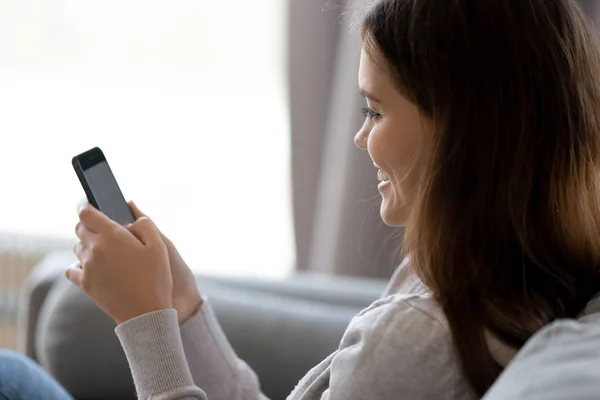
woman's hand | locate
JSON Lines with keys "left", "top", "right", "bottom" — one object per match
{"left": 128, "top": 201, "right": 203, "bottom": 324}
{"left": 67, "top": 201, "right": 173, "bottom": 325}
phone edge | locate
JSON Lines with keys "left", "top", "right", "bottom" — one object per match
{"left": 72, "top": 155, "right": 100, "bottom": 209}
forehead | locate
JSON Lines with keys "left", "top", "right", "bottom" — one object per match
{"left": 358, "top": 49, "right": 374, "bottom": 85}
{"left": 358, "top": 48, "right": 391, "bottom": 91}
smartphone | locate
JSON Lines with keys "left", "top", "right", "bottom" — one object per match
{"left": 72, "top": 147, "right": 135, "bottom": 225}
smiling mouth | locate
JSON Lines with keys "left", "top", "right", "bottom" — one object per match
{"left": 377, "top": 169, "right": 390, "bottom": 182}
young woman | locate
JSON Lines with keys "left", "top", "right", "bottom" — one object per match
{"left": 3, "top": 0, "right": 600, "bottom": 398}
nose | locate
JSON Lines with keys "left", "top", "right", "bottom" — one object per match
{"left": 354, "top": 125, "right": 368, "bottom": 150}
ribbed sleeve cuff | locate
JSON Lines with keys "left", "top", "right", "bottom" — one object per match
{"left": 115, "top": 309, "right": 197, "bottom": 399}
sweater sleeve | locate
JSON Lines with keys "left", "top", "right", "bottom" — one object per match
{"left": 115, "top": 309, "right": 208, "bottom": 400}
{"left": 178, "top": 298, "right": 267, "bottom": 400}
{"left": 115, "top": 302, "right": 268, "bottom": 400}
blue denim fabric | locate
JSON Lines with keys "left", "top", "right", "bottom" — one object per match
{"left": 0, "top": 350, "right": 72, "bottom": 400}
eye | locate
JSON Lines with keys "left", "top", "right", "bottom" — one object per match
{"left": 361, "top": 107, "right": 382, "bottom": 121}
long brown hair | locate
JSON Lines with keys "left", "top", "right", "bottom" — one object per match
{"left": 359, "top": 0, "right": 600, "bottom": 396}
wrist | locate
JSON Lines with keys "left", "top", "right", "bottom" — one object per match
{"left": 174, "top": 288, "right": 203, "bottom": 324}
{"left": 115, "top": 301, "right": 173, "bottom": 325}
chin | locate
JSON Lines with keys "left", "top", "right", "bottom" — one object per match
{"left": 380, "top": 198, "right": 408, "bottom": 227}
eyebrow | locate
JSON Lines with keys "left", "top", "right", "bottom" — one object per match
{"left": 359, "top": 88, "right": 382, "bottom": 103}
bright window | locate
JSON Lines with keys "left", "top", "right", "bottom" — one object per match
{"left": 0, "top": 0, "right": 294, "bottom": 277}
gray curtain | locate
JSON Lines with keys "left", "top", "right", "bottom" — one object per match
{"left": 289, "top": 0, "right": 401, "bottom": 279}
{"left": 580, "top": 0, "right": 600, "bottom": 19}
{"left": 288, "top": 0, "right": 599, "bottom": 279}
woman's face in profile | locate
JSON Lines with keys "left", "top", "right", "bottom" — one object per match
{"left": 355, "top": 49, "right": 432, "bottom": 226}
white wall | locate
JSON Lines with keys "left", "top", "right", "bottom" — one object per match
{"left": 0, "top": 0, "right": 294, "bottom": 277}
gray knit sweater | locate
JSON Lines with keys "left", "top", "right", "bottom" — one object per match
{"left": 115, "top": 260, "right": 516, "bottom": 400}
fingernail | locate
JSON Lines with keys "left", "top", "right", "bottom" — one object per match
{"left": 69, "top": 261, "right": 81, "bottom": 269}
{"left": 77, "top": 198, "right": 88, "bottom": 213}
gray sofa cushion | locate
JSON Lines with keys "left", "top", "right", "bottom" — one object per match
{"left": 197, "top": 273, "right": 386, "bottom": 308}
{"left": 36, "top": 277, "right": 134, "bottom": 400}
{"left": 18, "top": 252, "right": 77, "bottom": 360}
{"left": 36, "top": 275, "right": 373, "bottom": 400}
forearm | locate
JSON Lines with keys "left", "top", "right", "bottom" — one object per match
{"left": 180, "top": 298, "right": 265, "bottom": 400}
{"left": 115, "top": 298, "right": 265, "bottom": 400}
{"left": 115, "top": 309, "right": 207, "bottom": 400}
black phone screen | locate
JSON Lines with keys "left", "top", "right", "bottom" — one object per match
{"left": 73, "top": 147, "right": 135, "bottom": 225}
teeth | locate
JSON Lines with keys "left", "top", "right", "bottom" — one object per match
{"left": 377, "top": 169, "right": 389, "bottom": 182}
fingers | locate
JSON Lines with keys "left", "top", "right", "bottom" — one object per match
{"left": 77, "top": 200, "right": 116, "bottom": 233}
{"left": 127, "top": 216, "right": 162, "bottom": 246}
{"left": 73, "top": 241, "right": 87, "bottom": 264}
{"left": 65, "top": 267, "right": 84, "bottom": 289}
{"left": 127, "top": 201, "right": 168, "bottom": 244}
{"left": 128, "top": 201, "right": 145, "bottom": 220}
{"left": 69, "top": 261, "right": 82, "bottom": 270}
{"left": 75, "top": 221, "right": 96, "bottom": 246}
{"left": 128, "top": 201, "right": 170, "bottom": 243}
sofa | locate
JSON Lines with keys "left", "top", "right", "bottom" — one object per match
{"left": 19, "top": 251, "right": 600, "bottom": 399}
{"left": 19, "top": 251, "right": 388, "bottom": 400}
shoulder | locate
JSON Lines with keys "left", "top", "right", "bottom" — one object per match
{"left": 340, "top": 293, "right": 450, "bottom": 351}
{"left": 357, "top": 290, "right": 448, "bottom": 327}
{"left": 330, "top": 295, "right": 473, "bottom": 399}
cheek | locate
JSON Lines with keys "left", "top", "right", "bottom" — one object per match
{"left": 368, "top": 123, "right": 418, "bottom": 179}
{"left": 368, "top": 121, "right": 425, "bottom": 226}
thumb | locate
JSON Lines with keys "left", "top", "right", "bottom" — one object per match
{"left": 128, "top": 201, "right": 168, "bottom": 242}
{"left": 66, "top": 268, "right": 84, "bottom": 290}
{"left": 128, "top": 201, "right": 146, "bottom": 220}
{"left": 127, "top": 216, "right": 162, "bottom": 245}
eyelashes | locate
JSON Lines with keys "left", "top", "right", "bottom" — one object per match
{"left": 361, "top": 107, "right": 381, "bottom": 121}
